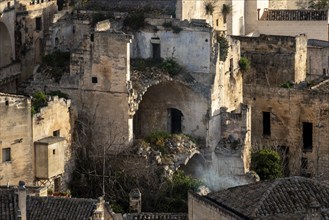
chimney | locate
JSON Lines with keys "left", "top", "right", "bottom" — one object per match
{"left": 92, "top": 196, "right": 105, "bottom": 220}
{"left": 18, "top": 181, "right": 27, "bottom": 220}
{"left": 129, "top": 188, "right": 141, "bottom": 213}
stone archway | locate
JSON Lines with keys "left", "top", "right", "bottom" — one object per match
{"left": 0, "top": 22, "right": 13, "bottom": 67}
{"left": 133, "top": 81, "right": 208, "bottom": 139}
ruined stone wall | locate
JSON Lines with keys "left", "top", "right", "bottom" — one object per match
{"left": 0, "top": 93, "right": 33, "bottom": 185}
{"left": 244, "top": 84, "right": 329, "bottom": 180}
{"left": 33, "top": 96, "right": 73, "bottom": 190}
{"left": 234, "top": 34, "right": 307, "bottom": 86}
{"left": 308, "top": 46, "right": 329, "bottom": 79}
{"left": 46, "top": 18, "right": 90, "bottom": 54}
{"left": 135, "top": 81, "right": 208, "bottom": 138}
{"left": 0, "top": 0, "right": 15, "bottom": 67}
{"left": 131, "top": 20, "right": 212, "bottom": 74}
{"left": 86, "top": 0, "right": 176, "bottom": 11}
{"left": 16, "top": 1, "right": 58, "bottom": 81}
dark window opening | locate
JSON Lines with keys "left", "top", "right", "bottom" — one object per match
{"left": 54, "top": 177, "right": 61, "bottom": 192}
{"left": 53, "top": 149, "right": 56, "bottom": 155}
{"left": 301, "top": 157, "right": 308, "bottom": 170}
{"left": 72, "top": 26, "right": 76, "bottom": 34}
{"left": 5, "top": 100, "right": 9, "bottom": 106}
{"left": 216, "top": 19, "right": 219, "bottom": 26}
{"left": 168, "top": 108, "right": 183, "bottom": 134}
{"left": 2, "top": 148, "right": 11, "bottom": 162}
{"left": 303, "top": 122, "right": 313, "bottom": 151}
{"left": 36, "top": 17, "right": 42, "bottom": 31}
{"left": 90, "top": 34, "right": 94, "bottom": 42}
{"left": 57, "top": 0, "right": 64, "bottom": 11}
{"left": 152, "top": 43, "right": 161, "bottom": 60}
{"left": 53, "top": 130, "right": 60, "bottom": 137}
{"left": 229, "top": 58, "right": 233, "bottom": 74}
{"left": 263, "top": 112, "right": 271, "bottom": 136}
{"left": 323, "top": 68, "right": 326, "bottom": 75}
{"left": 92, "top": 77, "right": 98, "bottom": 84}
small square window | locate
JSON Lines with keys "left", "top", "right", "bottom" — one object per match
{"left": 53, "top": 130, "right": 60, "bottom": 137}
{"left": 92, "top": 77, "right": 98, "bottom": 84}
{"left": 2, "top": 148, "right": 11, "bottom": 162}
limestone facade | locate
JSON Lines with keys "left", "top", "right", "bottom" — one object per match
{"left": 0, "top": 93, "right": 73, "bottom": 190}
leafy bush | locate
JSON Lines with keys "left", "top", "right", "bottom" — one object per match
{"left": 161, "top": 58, "right": 182, "bottom": 76}
{"left": 42, "top": 51, "right": 70, "bottom": 82}
{"left": 238, "top": 57, "right": 250, "bottom": 71}
{"left": 280, "top": 81, "right": 294, "bottom": 89}
{"left": 162, "top": 22, "right": 173, "bottom": 28}
{"left": 251, "top": 149, "right": 283, "bottom": 180}
{"left": 155, "top": 171, "right": 202, "bottom": 212}
{"left": 31, "top": 91, "right": 48, "bottom": 114}
{"left": 217, "top": 35, "right": 229, "bottom": 61}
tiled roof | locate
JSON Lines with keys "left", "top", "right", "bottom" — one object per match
{"left": 124, "top": 213, "right": 188, "bottom": 220}
{"left": 206, "top": 176, "right": 329, "bottom": 219}
{"left": 27, "top": 196, "right": 97, "bottom": 220}
{"left": 0, "top": 188, "right": 18, "bottom": 220}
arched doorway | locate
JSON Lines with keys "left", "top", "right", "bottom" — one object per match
{"left": 133, "top": 81, "right": 208, "bottom": 138}
{"left": 0, "top": 22, "right": 13, "bottom": 67}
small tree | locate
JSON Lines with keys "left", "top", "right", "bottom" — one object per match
{"left": 251, "top": 149, "right": 283, "bottom": 180}
{"left": 238, "top": 57, "right": 250, "bottom": 71}
{"left": 221, "top": 4, "right": 231, "bottom": 23}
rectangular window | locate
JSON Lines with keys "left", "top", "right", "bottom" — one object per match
{"left": 36, "top": 17, "right": 42, "bottom": 31}
{"left": 2, "top": 148, "right": 11, "bottom": 162}
{"left": 53, "top": 130, "right": 60, "bottom": 137}
{"left": 92, "top": 77, "right": 98, "bottom": 84}
{"left": 216, "top": 19, "right": 219, "bottom": 26}
{"left": 90, "top": 34, "right": 94, "bottom": 42}
{"left": 303, "top": 122, "right": 313, "bottom": 151}
{"left": 263, "top": 112, "right": 271, "bottom": 136}
{"left": 152, "top": 43, "right": 161, "bottom": 60}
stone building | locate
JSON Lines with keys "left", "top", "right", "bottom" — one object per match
{"left": 0, "top": 93, "right": 73, "bottom": 190}
{"left": 234, "top": 34, "right": 307, "bottom": 87}
{"left": 307, "top": 39, "right": 329, "bottom": 80}
{"left": 188, "top": 176, "right": 329, "bottom": 220}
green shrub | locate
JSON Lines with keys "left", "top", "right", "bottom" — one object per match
{"left": 163, "top": 22, "right": 183, "bottom": 34}
{"left": 155, "top": 171, "right": 202, "bottom": 212}
{"left": 31, "top": 91, "right": 48, "bottom": 114}
{"left": 238, "top": 57, "right": 250, "bottom": 71}
{"left": 280, "top": 81, "right": 294, "bottom": 89}
{"left": 42, "top": 51, "right": 70, "bottom": 82}
{"left": 110, "top": 203, "right": 124, "bottom": 213}
{"left": 161, "top": 58, "right": 182, "bottom": 76}
{"left": 162, "top": 22, "right": 173, "bottom": 28}
{"left": 217, "top": 35, "right": 229, "bottom": 61}
{"left": 251, "top": 149, "right": 283, "bottom": 180}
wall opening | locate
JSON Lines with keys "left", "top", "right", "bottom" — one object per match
{"left": 303, "top": 122, "right": 313, "bottom": 151}
{"left": 2, "top": 148, "right": 11, "bottom": 162}
{"left": 53, "top": 130, "right": 60, "bottom": 137}
{"left": 36, "top": 17, "right": 42, "bottom": 31}
{"left": 54, "top": 177, "right": 61, "bottom": 192}
{"left": 263, "top": 112, "right": 271, "bottom": 136}
{"left": 57, "top": 0, "right": 64, "bottom": 11}
{"left": 151, "top": 38, "right": 161, "bottom": 60}
{"left": 168, "top": 108, "right": 183, "bottom": 134}
{"left": 279, "top": 146, "right": 289, "bottom": 176}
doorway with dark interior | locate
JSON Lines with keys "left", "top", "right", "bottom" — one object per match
{"left": 168, "top": 108, "right": 183, "bottom": 134}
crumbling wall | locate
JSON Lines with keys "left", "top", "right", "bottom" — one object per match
{"left": 0, "top": 93, "right": 33, "bottom": 185}
{"left": 33, "top": 96, "right": 74, "bottom": 190}
{"left": 86, "top": 0, "right": 176, "bottom": 11}
{"left": 131, "top": 19, "right": 212, "bottom": 74}
{"left": 244, "top": 84, "right": 329, "bottom": 180}
{"left": 234, "top": 34, "right": 307, "bottom": 86}
{"left": 135, "top": 81, "right": 208, "bottom": 138}
{"left": 307, "top": 42, "right": 329, "bottom": 79}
